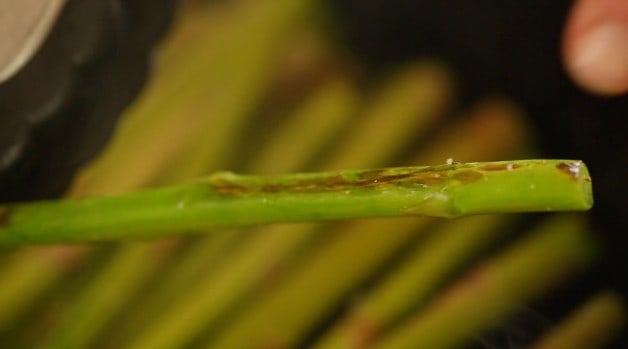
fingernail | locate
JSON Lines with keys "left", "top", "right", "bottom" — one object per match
{"left": 569, "top": 22, "right": 628, "bottom": 95}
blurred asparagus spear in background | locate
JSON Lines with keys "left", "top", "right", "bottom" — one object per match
{"left": 0, "top": 0, "right": 623, "bottom": 348}
{"left": 35, "top": 242, "right": 165, "bottom": 349}
{"left": 205, "top": 216, "right": 434, "bottom": 349}
{"left": 412, "top": 99, "right": 529, "bottom": 165}
{"left": 316, "top": 100, "right": 532, "bottom": 348}
{"left": 0, "top": 246, "right": 88, "bottom": 330}
{"left": 320, "top": 63, "right": 451, "bottom": 170}
{"left": 1, "top": 1, "right": 290, "bottom": 342}
{"left": 531, "top": 291, "right": 626, "bottom": 349}
{"left": 70, "top": 0, "right": 316, "bottom": 194}
{"left": 0, "top": 0, "right": 256, "bottom": 323}
{"left": 372, "top": 214, "right": 598, "bottom": 349}
{"left": 197, "top": 103, "right": 526, "bottom": 349}
{"left": 312, "top": 214, "right": 516, "bottom": 349}
{"left": 103, "top": 77, "right": 359, "bottom": 349}
{"left": 246, "top": 78, "right": 358, "bottom": 175}
{"left": 6, "top": 2, "right": 337, "bottom": 347}
{"left": 122, "top": 62, "right": 451, "bottom": 349}
{"left": 199, "top": 110, "right": 563, "bottom": 349}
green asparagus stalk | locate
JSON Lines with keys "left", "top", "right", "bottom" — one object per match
{"left": 122, "top": 65, "right": 450, "bottom": 349}
{"left": 371, "top": 214, "right": 598, "bottom": 349}
{"left": 36, "top": 243, "right": 164, "bottom": 349}
{"left": 312, "top": 214, "right": 516, "bottom": 349}
{"left": 103, "top": 76, "right": 359, "bottom": 347}
{"left": 0, "top": 160, "right": 592, "bottom": 245}
{"left": 412, "top": 98, "right": 528, "bottom": 165}
{"left": 123, "top": 63, "right": 454, "bottom": 349}
{"left": 126, "top": 222, "right": 330, "bottom": 349}
{"left": 161, "top": 0, "right": 316, "bottom": 180}
{"left": 201, "top": 216, "right": 593, "bottom": 349}
{"left": 247, "top": 78, "right": 359, "bottom": 174}
{"left": 250, "top": 28, "right": 347, "bottom": 126}
{"left": 205, "top": 217, "right": 434, "bottom": 349}
{"left": 200, "top": 98, "right": 533, "bottom": 349}
{"left": 8, "top": 3, "right": 334, "bottom": 345}
{"left": 0, "top": 2, "right": 235, "bottom": 332}
{"left": 320, "top": 62, "right": 452, "bottom": 170}
{"left": 71, "top": 0, "right": 314, "bottom": 194}
{"left": 0, "top": 246, "right": 87, "bottom": 330}
{"left": 98, "top": 230, "right": 242, "bottom": 349}
{"left": 68, "top": 3, "right": 228, "bottom": 195}
{"left": 531, "top": 291, "right": 626, "bottom": 349}
{"left": 25, "top": 1, "right": 328, "bottom": 348}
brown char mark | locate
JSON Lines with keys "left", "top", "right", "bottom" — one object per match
{"left": 478, "top": 163, "right": 522, "bottom": 171}
{"left": 355, "top": 169, "right": 391, "bottom": 181}
{"left": 0, "top": 207, "right": 10, "bottom": 227}
{"left": 406, "top": 173, "right": 447, "bottom": 186}
{"left": 453, "top": 170, "right": 484, "bottom": 183}
{"left": 269, "top": 169, "right": 450, "bottom": 191}
{"left": 212, "top": 169, "right": 453, "bottom": 197}
{"left": 211, "top": 181, "right": 252, "bottom": 196}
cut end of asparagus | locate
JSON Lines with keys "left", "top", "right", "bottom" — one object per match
{"left": 449, "top": 160, "right": 593, "bottom": 216}
{"left": 556, "top": 160, "right": 594, "bottom": 207}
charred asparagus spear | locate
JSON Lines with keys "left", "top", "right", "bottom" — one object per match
{"left": 0, "top": 160, "right": 592, "bottom": 245}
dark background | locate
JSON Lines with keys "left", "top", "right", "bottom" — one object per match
{"left": 329, "top": 1, "right": 627, "bottom": 346}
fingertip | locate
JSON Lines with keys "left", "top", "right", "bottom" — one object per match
{"left": 563, "top": 0, "right": 628, "bottom": 96}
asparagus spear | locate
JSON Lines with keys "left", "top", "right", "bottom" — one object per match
{"left": 200, "top": 96, "right": 533, "bottom": 349}
{"left": 9, "top": 2, "right": 330, "bottom": 346}
{"left": 312, "top": 215, "right": 515, "bottom": 349}
{"left": 531, "top": 291, "right": 626, "bottom": 349}
{"left": 371, "top": 214, "right": 598, "bottom": 349}
{"left": 412, "top": 98, "right": 528, "bottom": 165}
{"left": 105, "top": 77, "right": 359, "bottom": 349}
{"left": 320, "top": 62, "right": 452, "bottom": 170}
{"left": 71, "top": 0, "right": 314, "bottom": 194}
{"left": 0, "top": 246, "right": 87, "bottom": 330}
{"left": 246, "top": 77, "right": 359, "bottom": 175}
{"left": 122, "top": 63, "right": 451, "bottom": 349}
{"left": 205, "top": 217, "right": 434, "bottom": 349}
{"left": 0, "top": 160, "right": 592, "bottom": 245}
{"left": 36, "top": 242, "right": 163, "bottom": 349}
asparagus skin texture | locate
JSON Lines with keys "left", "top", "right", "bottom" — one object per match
{"left": 0, "top": 160, "right": 592, "bottom": 245}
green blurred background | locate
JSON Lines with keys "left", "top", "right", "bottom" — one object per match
{"left": 0, "top": 0, "right": 625, "bottom": 348}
